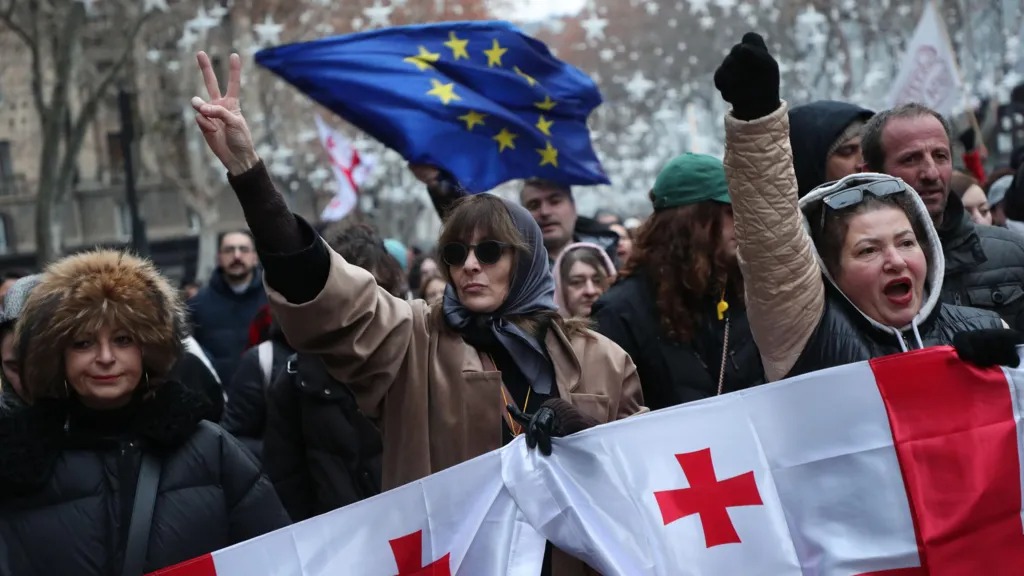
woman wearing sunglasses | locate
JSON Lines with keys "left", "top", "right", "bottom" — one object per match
{"left": 714, "top": 34, "right": 1007, "bottom": 382}
{"left": 190, "top": 51, "right": 644, "bottom": 576}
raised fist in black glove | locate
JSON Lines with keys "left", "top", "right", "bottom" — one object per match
{"left": 507, "top": 398, "right": 600, "bottom": 456}
{"left": 714, "top": 32, "right": 781, "bottom": 121}
{"left": 953, "top": 328, "right": 1024, "bottom": 368}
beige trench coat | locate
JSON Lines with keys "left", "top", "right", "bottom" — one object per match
{"left": 269, "top": 248, "right": 646, "bottom": 575}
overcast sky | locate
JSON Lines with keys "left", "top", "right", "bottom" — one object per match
{"left": 512, "top": 0, "right": 586, "bottom": 20}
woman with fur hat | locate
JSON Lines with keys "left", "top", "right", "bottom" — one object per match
{"left": 191, "top": 50, "right": 643, "bottom": 576}
{"left": 0, "top": 250, "right": 289, "bottom": 575}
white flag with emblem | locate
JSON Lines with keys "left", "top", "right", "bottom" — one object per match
{"left": 885, "top": 2, "right": 964, "bottom": 115}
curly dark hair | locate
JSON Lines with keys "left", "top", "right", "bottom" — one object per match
{"left": 322, "top": 223, "right": 407, "bottom": 298}
{"left": 621, "top": 202, "right": 741, "bottom": 342}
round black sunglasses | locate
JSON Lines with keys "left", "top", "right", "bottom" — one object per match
{"left": 441, "top": 241, "right": 511, "bottom": 266}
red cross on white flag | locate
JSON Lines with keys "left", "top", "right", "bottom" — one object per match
{"left": 151, "top": 347, "right": 1024, "bottom": 576}
{"left": 314, "top": 115, "right": 375, "bottom": 222}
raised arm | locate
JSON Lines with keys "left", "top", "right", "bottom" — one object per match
{"left": 714, "top": 34, "right": 825, "bottom": 382}
{"left": 409, "top": 164, "right": 469, "bottom": 219}
{"left": 193, "top": 52, "right": 424, "bottom": 416}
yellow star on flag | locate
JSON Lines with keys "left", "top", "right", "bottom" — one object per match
{"left": 534, "top": 95, "right": 557, "bottom": 111}
{"left": 493, "top": 128, "right": 518, "bottom": 152}
{"left": 459, "top": 110, "right": 487, "bottom": 131}
{"left": 444, "top": 31, "right": 470, "bottom": 60}
{"left": 404, "top": 45, "right": 441, "bottom": 71}
{"left": 483, "top": 39, "right": 507, "bottom": 67}
{"left": 537, "top": 141, "right": 559, "bottom": 167}
{"left": 426, "top": 79, "right": 461, "bottom": 105}
{"left": 514, "top": 66, "right": 537, "bottom": 86}
{"left": 535, "top": 115, "right": 553, "bottom": 136}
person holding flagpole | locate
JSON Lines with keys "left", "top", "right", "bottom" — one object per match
{"left": 189, "top": 50, "right": 644, "bottom": 576}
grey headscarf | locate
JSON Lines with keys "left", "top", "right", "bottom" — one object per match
{"left": 442, "top": 195, "right": 558, "bottom": 394}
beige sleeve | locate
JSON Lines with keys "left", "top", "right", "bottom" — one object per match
{"left": 266, "top": 247, "right": 429, "bottom": 417}
{"left": 723, "top": 103, "right": 826, "bottom": 381}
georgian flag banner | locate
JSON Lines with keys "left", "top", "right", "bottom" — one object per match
{"left": 152, "top": 347, "right": 1024, "bottom": 575}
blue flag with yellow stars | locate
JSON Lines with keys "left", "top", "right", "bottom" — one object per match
{"left": 255, "top": 21, "right": 610, "bottom": 193}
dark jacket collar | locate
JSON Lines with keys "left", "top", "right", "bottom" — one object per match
{"left": 210, "top": 267, "right": 265, "bottom": 298}
{"left": 937, "top": 192, "right": 987, "bottom": 273}
{"left": 0, "top": 380, "right": 210, "bottom": 494}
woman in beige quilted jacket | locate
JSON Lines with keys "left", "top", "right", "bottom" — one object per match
{"left": 714, "top": 34, "right": 1005, "bottom": 381}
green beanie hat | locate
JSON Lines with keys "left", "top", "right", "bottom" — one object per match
{"left": 650, "top": 153, "right": 731, "bottom": 211}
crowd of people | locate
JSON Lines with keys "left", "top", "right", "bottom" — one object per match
{"left": 1, "top": 32, "right": 1023, "bottom": 576}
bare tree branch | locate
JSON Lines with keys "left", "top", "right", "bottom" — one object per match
{"left": 56, "top": 9, "right": 155, "bottom": 202}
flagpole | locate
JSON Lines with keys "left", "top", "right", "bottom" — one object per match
{"left": 929, "top": 0, "right": 983, "bottom": 139}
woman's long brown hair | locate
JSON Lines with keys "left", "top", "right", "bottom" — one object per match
{"left": 621, "top": 202, "right": 741, "bottom": 342}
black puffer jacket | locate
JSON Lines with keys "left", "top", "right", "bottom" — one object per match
{"left": 788, "top": 285, "right": 1004, "bottom": 378}
{"left": 592, "top": 272, "right": 764, "bottom": 410}
{"left": 0, "top": 381, "right": 290, "bottom": 576}
{"left": 938, "top": 192, "right": 1024, "bottom": 330}
{"left": 221, "top": 332, "right": 294, "bottom": 459}
{"left": 263, "top": 353, "right": 383, "bottom": 522}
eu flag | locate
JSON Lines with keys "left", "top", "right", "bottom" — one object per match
{"left": 255, "top": 21, "right": 610, "bottom": 193}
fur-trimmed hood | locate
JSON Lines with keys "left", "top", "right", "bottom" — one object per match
{"left": 15, "top": 250, "right": 186, "bottom": 403}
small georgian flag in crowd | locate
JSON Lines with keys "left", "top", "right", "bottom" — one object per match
{"left": 153, "top": 347, "right": 1024, "bottom": 575}
{"left": 314, "top": 114, "right": 375, "bottom": 222}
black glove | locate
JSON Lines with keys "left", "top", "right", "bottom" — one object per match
{"left": 957, "top": 127, "right": 976, "bottom": 152}
{"left": 953, "top": 328, "right": 1024, "bottom": 368}
{"left": 508, "top": 402, "right": 556, "bottom": 456}
{"left": 714, "top": 32, "right": 781, "bottom": 121}
{"left": 507, "top": 398, "right": 601, "bottom": 456}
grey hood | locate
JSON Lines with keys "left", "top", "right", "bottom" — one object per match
{"left": 797, "top": 172, "right": 945, "bottom": 351}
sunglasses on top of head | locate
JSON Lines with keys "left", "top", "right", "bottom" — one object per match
{"left": 441, "top": 240, "right": 511, "bottom": 267}
{"left": 819, "top": 178, "right": 907, "bottom": 231}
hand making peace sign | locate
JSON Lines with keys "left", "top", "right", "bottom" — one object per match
{"left": 191, "top": 51, "right": 260, "bottom": 175}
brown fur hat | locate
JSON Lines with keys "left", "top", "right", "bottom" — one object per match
{"left": 15, "top": 250, "right": 186, "bottom": 403}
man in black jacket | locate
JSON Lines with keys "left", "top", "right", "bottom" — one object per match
{"left": 410, "top": 164, "right": 620, "bottom": 267}
{"left": 861, "top": 103, "right": 1024, "bottom": 329}
{"left": 187, "top": 231, "right": 268, "bottom": 384}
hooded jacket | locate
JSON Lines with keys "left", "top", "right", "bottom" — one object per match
{"left": 788, "top": 101, "right": 874, "bottom": 198}
{"left": 552, "top": 242, "right": 617, "bottom": 316}
{"left": 0, "top": 250, "right": 289, "bottom": 575}
{"left": 723, "top": 104, "right": 1002, "bottom": 381}
{"left": 788, "top": 174, "right": 1004, "bottom": 377}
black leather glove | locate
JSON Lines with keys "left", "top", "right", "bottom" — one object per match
{"left": 957, "top": 127, "right": 977, "bottom": 152}
{"left": 507, "top": 398, "right": 600, "bottom": 456}
{"left": 714, "top": 32, "right": 781, "bottom": 121}
{"left": 953, "top": 328, "right": 1024, "bottom": 368}
{"left": 508, "top": 403, "right": 556, "bottom": 455}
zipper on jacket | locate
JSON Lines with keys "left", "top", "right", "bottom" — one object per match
{"left": 954, "top": 292, "right": 962, "bottom": 306}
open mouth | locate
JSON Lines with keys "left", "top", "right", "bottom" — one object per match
{"left": 883, "top": 278, "right": 913, "bottom": 304}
